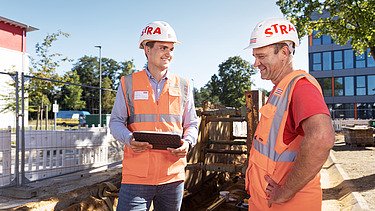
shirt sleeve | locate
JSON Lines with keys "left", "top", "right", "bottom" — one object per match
{"left": 109, "top": 83, "right": 133, "bottom": 145}
{"left": 181, "top": 82, "right": 200, "bottom": 147}
{"left": 291, "top": 78, "right": 330, "bottom": 134}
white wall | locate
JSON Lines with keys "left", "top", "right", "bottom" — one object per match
{"left": 0, "top": 47, "right": 29, "bottom": 129}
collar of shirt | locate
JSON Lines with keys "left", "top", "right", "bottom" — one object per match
{"left": 144, "top": 67, "right": 169, "bottom": 82}
{"left": 144, "top": 67, "right": 169, "bottom": 100}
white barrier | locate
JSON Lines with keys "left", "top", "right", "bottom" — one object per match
{"left": 0, "top": 127, "right": 123, "bottom": 187}
{"left": 0, "top": 129, "right": 11, "bottom": 187}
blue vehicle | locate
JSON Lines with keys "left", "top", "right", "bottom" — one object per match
{"left": 56, "top": 110, "right": 90, "bottom": 126}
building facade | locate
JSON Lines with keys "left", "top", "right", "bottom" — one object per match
{"left": 308, "top": 29, "right": 375, "bottom": 120}
{"left": 0, "top": 16, "right": 37, "bottom": 128}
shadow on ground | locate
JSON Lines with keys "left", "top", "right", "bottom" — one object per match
{"left": 323, "top": 173, "right": 375, "bottom": 201}
{"left": 332, "top": 141, "right": 373, "bottom": 152}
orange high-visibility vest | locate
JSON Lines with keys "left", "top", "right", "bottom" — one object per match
{"left": 246, "top": 70, "right": 324, "bottom": 211}
{"left": 120, "top": 70, "right": 189, "bottom": 185}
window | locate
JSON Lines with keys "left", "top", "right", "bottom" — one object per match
{"left": 344, "top": 77, "right": 354, "bottom": 96}
{"left": 357, "top": 103, "right": 375, "bottom": 119}
{"left": 344, "top": 50, "right": 353, "bottom": 69}
{"left": 334, "top": 77, "right": 343, "bottom": 96}
{"left": 312, "top": 31, "right": 332, "bottom": 45}
{"left": 312, "top": 53, "right": 322, "bottom": 71}
{"left": 333, "top": 103, "right": 354, "bottom": 119}
{"left": 322, "top": 52, "right": 332, "bottom": 71}
{"left": 367, "top": 49, "right": 375, "bottom": 67}
{"left": 356, "top": 76, "right": 366, "bottom": 95}
{"left": 333, "top": 51, "right": 343, "bottom": 70}
{"left": 368, "top": 75, "right": 375, "bottom": 95}
{"left": 312, "top": 31, "right": 321, "bottom": 46}
{"left": 344, "top": 103, "right": 355, "bottom": 119}
{"left": 322, "top": 35, "right": 332, "bottom": 45}
{"left": 355, "top": 53, "right": 366, "bottom": 68}
{"left": 318, "top": 78, "right": 332, "bottom": 97}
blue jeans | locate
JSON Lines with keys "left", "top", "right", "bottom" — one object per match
{"left": 116, "top": 181, "right": 184, "bottom": 211}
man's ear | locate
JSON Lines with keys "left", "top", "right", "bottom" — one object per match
{"left": 282, "top": 45, "right": 291, "bottom": 57}
{"left": 145, "top": 45, "right": 151, "bottom": 53}
{"left": 143, "top": 45, "right": 150, "bottom": 59}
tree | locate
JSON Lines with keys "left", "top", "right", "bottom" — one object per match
{"left": 197, "top": 75, "right": 221, "bottom": 107}
{"left": 196, "top": 56, "right": 255, "bottom": 108}
{"left": 217, "top": 56, "right": 255, "bottom": 108}
{"left": 117, "top": 60, "right": 137, "bottom": 88}
{"left": 72, "top": 56, "right": 98, "bottom": 114}
{"left": 101, "top": 57, "right": 122, "bottom": 89}
{"left": 193, "top": 86, "right": 220, "bottom": 108}
{"left": 0, "top": 67, "right": 18, "bottom": 114}
{"left": 73, "top": 56, "right": 134, "bottom": 114}
{"left": 28, "top": 30, "right": 70, "bottom": 120}
{"left": 59, "top": 70, "right": 85, "bottom": 110}
{"left": 102, "top": 76, "right": 116, "bottom": 114}
{"left": 277, "top": 0, "right": 375, "bottom": 59}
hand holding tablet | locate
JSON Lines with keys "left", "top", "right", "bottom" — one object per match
{"left": 132, "top": 131, "right": 182, "bottom": 150}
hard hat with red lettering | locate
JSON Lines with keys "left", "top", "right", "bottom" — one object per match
{"left": 244, "top": 17, "right": 299, "bottom": 50}
{"left": 139, "top": 21, "right": 180, "bottom": 49}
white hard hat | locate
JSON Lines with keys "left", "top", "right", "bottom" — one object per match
{"left": 244, "top": 18, "right": 299, "bottom": 50}
{"left": 139, "top": 21, "right": 181, "bottom": 49}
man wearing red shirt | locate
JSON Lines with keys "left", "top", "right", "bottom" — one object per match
{"left": 244, "top": 18, "right": 335, "bottom": 211}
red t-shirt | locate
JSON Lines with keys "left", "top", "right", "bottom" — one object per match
{"left": 271, "top": 78, "right": 330, "bottom": 145}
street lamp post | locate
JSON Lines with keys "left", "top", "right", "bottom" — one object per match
{"left": 95, "top": 45, "right": 102, "bottom": 127}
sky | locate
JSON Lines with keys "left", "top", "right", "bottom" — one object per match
{"left": 0, "top": 0, "right": 308, "bottom": 91}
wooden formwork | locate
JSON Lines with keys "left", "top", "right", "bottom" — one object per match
{"left": 183, "top": 90, "right": 264, "bottom": 210}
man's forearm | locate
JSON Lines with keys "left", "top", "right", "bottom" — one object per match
{"left": 281, "top": 114, "right": 335, "bottom": 198}
{"left": 281, "top": 137, "right": 331, "bottom": 198}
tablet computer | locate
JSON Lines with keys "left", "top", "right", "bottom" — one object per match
{"left": 132, "top": 131, "right": 182, "bottom": 150}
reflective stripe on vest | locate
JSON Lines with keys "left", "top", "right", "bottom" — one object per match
{"left": 252, "top": 72, "right": 320, "bottom": 162}
{"left": 119, "top": 70, "right": 190, "bottom": 185}
{"left": 253, "top": 74, "right": 303, "bottom": 162}
{"left": 122, "top": 70, "right": 189, "bottom": 127}
{"left": 246, "top": 70, "right": 324, "bottom": 207}
{"left": 127, "top": 114, "right": 182, "bottom": 124}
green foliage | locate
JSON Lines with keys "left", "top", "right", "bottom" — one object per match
{"left": 195, "top": 56, "right": 255, "bottom": 108}
{"left": 72, "top": 56, "right": 135, "bottom": 113}
{"left": 28, "top": 30, "right": 71, "bottom": 115}
{"left": 72, "top": 56, "right": 99, "bottom": 113}
{"left": 59, "top": 70, "right": 85, "bottom": 110}
{"left": 193, "top": 86, "right": 220, "bottom": 108}
{"left": 117, "top": 60, "right": 137, "bottom": 88}
{"left": 0, "top": 67, "right": 18, "bottom": 114}
{"left": 7, "top": 30, "right": 137, "bottom": 118}
{"left": 100, "top": 57, "right": 123, "bottom": 89}
{"left": 277, "top": 0, "right": 375, "bottom": 58}
{"left": 102, "top": 77, "right": 116, "bottom": 114}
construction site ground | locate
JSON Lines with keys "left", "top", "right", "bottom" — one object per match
{"left": 325, "top": 133, "right": 374, "bottom": 210}
{"left": 0, "top": 133, "right": 374, "bottom": 210}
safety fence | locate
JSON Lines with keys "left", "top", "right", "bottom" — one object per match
{"left": 0, "top": 128, "right": 11, "bottom": 187}
{"left": 0, "top": 127, "right": 123, "bottom": 188}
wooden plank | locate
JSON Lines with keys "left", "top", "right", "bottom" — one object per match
{"left": 201, "top": 108, "right": 240, "bottom": 116}
{"left": 206, "top": 197, "right": 226, "bottom": 211}
{"left": 206, "top": 117, "right": 246, "bottom": 123}
{"left": 205, "top": 148, "right": 247, "bottom": 155}
{"left": 208, "top": 140, "right": 247, "bottom": 146}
